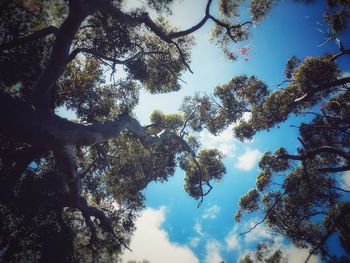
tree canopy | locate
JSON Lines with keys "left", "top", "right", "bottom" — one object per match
{"left": 0, "top": 0, "right": 350, "bottom": 262}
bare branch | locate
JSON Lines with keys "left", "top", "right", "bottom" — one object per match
{"left": 331, "top": 49, "right": 350, "bottom": 61}
{"left": 273, "top": 79, "right": 291, "bottom": 88}
{"left": 240, "top": 192, "right": 286, "bottom": 236}
{"left": 168, "top": 0, "right": 213, "bottom": 38}
{"left": 304, "top": 215, "right": 339, "bottom": 262}
{"left": 330, "top": 186, "right": 350, "bottom": 193}
{"left": 209, "top": 15, "right": 252, "bottom": 42}
{"left": 179, "top": 105, "right": 200, "bottom": 137}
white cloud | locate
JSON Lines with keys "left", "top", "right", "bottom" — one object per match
{"left": 235, "top": 148, "right": 262, "bottom": 171}
{"left": 199, "top": 124, "right": 238, "bottom": 157}
{"left": 225, "top": 230, "right": 240, "bottom": 251}
{"left": 202, "top": 204, "right": 221, "bottom": 220}
{"left": 284, "top": 246, "right": 320, "bottom": 263}
{"left": 204, "top": 240, "right": 224, "bottom": 263}
{"left": 121, "top": 207, "right": 199, "bottom": 263}
{"left": 341, "top": 171, "right": 350, "bottom": 190}
{"left": 234, "top": 223, "right": 321, "bottom": 263}
{"left": 188, "top": 237, "right": 201, "bottom": 248}
{"left": 193, "top": 222, "right": 204, "bottom": 237}
{"left": 243, "top": 224, "right": 272, "bottom": 244}
{"left": 224, "top": 221, "right": 270, "bottom": 252}
{"left": 242, "top": 112, "right": 252, "bottom": 122}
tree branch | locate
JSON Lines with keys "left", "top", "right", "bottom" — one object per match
{"left": 239, "top": 192, "right": 286, "bottom": 236}
{"left": 304, "top": 204, "right": 350, "bottom": 262}
{"left": 330, "top": 186, "right": 350, "bottom": 193}
{"left": 331, "top": 49, "right": 350, "bottom": 61}
{"left": 294, "top": 77, "right": 350, "bottom": 104}
{"left": 179, "top": 105, "right": 200, "bottom": 137}
{"left": 168, "top": 0, "right": 212, "bottom": 38}
{"left": 317, "top": 166, "right": 350, "bottom": 173}
{"left": 0, "top": 26, "right": 58, "bottom": 52}
{"left": 30, "top": 1, "right": 96, "bottom": 109}
{"left": 67, "top": 47, "right": 167, "bottom": 65}
{"left": 277, "top": 146, "right": 350, "bottom": 161}
{"left": 0, "top": 146, "right": 47, "bottom": 200}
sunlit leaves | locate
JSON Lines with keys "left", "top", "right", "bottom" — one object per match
{"left": 183, "top": 149, "right": 226, "bottom": 199}
{"left": 258, "top": 148, "right": 289, "bottom": 172}
{"left": 239, "top": 188, "right": 259, "bottom": 213}
{"left": 218, "top": 0, "right": 243, "bottom": 18}
{"left": 249, "top": 0, "right": 273, "bottom": 23}
{"left": 58, "top": 59, "right": 139, "bottom": 122}
{"left": 256, "top": 168, "right": 272, "bottom": 191}
{"left": 149, "top": 110, "right": 184, "bottom": 134}
{"left": 284, "top": 56, "right": 300, "bottom": 79}
{"left": 292, "top": 56, "right": 339, "bottom": 93}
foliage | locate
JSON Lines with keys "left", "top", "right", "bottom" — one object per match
{"left": 1, "top": 0, "right": 350, "bottom": 262}
{"left": 0, "top": 0, "right": 262, "bottom": 261}
{"left": 180, "top": 0, "right": 350, "bottom": 261}
{"left": 238, "top": 241, "right": 285, "bottom": 263}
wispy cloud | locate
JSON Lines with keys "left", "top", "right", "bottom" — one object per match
{"left": 121, "top": 207, "right": 199, "bottom": 263}
{"left": 188, "top": 237, "right": 201, "bottom": 248}
{"left": 204, "top": 240, "right": 224, "bottom": 263}
{"left": 199, "top": 124, "right": 238, "bottom": 158}
{"left": 202, "top": 204, "right": 221, "bottom": 220}
{"left": 224, "top": 219, "right": 321, "bottom": 263}
{"left": 235, "top": 148, "right": 262, "bottom": 171}
{"left": 193, "top": 222, "right": 204, "bottom": 237}
{"left": 243, "top": 223, "right": 272, "bottom": 243}
{"left": 225, "top": 229, "right": 241, "bottom": 252}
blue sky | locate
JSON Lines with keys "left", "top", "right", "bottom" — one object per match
{"left": 115, "top": 1, "right": 350, "bottom": 262}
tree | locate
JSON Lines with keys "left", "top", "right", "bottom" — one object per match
{"left": 238, "top": 241, "right": 285, "bottom": 263}
{"left": 1, "top": 0, "right": 349, "bottom": 262}
{"left": 0, "top": 0, "right": 272, "bottom": 261}
{"left": 180, "top": 0, "right": 350, "bottom": 262}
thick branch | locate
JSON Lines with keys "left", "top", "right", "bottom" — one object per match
{"left": 331, "top": 49, "right": 350, "bottom": 60}
{"left": 54, "top": 145, "right": 82, "bottom": 206}
{"left": 168, "top": 0, "right": 212, "bottom": 38}
{"left": 98, "top": 0, "right": 249, "bottom": 73}
{"left": 317, "top": 166, "right": 350, "bottom": 172}
{"left": 30, "top": 2, "right": 95, "bottom": 109}
{"left": 277, "top": 146, "right": 350, "bottom": 161}
{"left": 294, "top": 77, "right": 350, "bottom": 104}
{"left": 0, "top": 26, "right": 58, "bottom": 52}
{"left": 0, "top": 146, "right": 47, "bottom": 200}
{"left": 1, "top": 92, "right": 212, "bottom": 205}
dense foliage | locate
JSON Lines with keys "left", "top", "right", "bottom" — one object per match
{"left": 181, "top": 0, "right": 350, "bottom": 262}
{"left": 0, "top": 0, "right": 350, "bottom": 262}
{"left": 0, "top": 0, "right": 260, "bottom": 261}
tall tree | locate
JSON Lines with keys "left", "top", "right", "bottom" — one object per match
{"left": 0, "top": 0, "right": 265, "bottom": 261}
{"left": 181, "top": 0, "right": 350, "bottom": 261}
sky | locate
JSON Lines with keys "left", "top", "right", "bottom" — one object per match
{"left": 112, "top": 1, "right": 350, "bottom": 262}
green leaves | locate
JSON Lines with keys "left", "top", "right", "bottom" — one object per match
{"left": 258, "top": 148, "right": 289, "bottom": 172}
{"left": 292, "top": 56, "right": 339, "bottom": 93}
{"left": 183, "top": 149, "right": 226, "bottom": 199}
{"left": 238, "top": 188, "right": 259, "bottom": 212}
{"left": 149, "top": 110, "right": 184, "bottom": 134}
{"left": 249, "top": 0, "right": 273, "bottom": 23}
{"left": 218, "top": 0, "right": 243, "bottom": 18}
